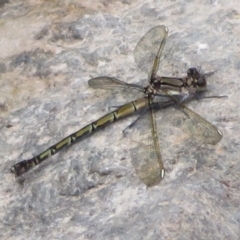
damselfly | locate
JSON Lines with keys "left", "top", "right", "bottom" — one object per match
{"left": 10, "top": 26, "right": 222, "bottom": 186}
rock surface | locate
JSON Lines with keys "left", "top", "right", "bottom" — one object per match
{"left": 1, "top": 0, "right": 239, "bottom": 239}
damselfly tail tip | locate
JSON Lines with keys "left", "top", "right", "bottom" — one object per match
{"left": 9, "top": 161, "right": 28, "bottom": 177}
{"left": 9, "top": 166, "right": 17, "bottom": 175}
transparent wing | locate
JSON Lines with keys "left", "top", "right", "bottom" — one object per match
{"left": 88, "top": 26, "right": 168, "bottom": 94}
{"left": 88, "top": 76, "right": 145, "bottom": 103}
{"left": 126, "top": 94, "right": 221, "bottom": 185}
{"left": 126, "top": 97, "right": 164, "bottom": 186}
{"left": 88, "top": 76, "right": 143, "bottom": 91}
{"left": 156, "top": 91, "right": 222, "bottom": 145}
{"left": 134, "top": 25, "right": 168, "bottom": 79}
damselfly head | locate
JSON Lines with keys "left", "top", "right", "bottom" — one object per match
{"left": 187, "top": 67, "right": 207, "bottom": 91}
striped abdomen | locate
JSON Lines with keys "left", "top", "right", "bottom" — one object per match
{"left": 10, "top": 98, "right": 148, "bottom": 176}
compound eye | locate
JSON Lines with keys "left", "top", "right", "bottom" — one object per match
{"left": 187, "top": 67, "right": 198, "bottom": 78}
{"left": 197, "top": 76, "right": 206, "bottom": 88}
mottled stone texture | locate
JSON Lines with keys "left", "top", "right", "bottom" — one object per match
{"left": 1, "top": 0, "right": 239, "bottom": 239}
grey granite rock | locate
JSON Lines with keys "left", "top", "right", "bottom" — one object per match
{"left": 1, "top": 0, "right": 239, "bottom": 239}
